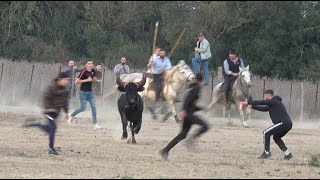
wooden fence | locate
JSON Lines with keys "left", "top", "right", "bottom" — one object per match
{"left": 0, "top": 59, "right": 319, "bottom": 120}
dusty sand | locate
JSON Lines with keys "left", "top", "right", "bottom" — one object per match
{"left": 0, "top": 99, "right": 319, "bottom": 179}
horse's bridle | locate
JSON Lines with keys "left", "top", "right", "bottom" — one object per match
{"left": 165, "top": 64, "right": 194, "bottom": 94}
{"left": 238, "top": 70, "right": 251, "bottom": 98}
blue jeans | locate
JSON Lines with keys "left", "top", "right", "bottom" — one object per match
{"left": 192, "top": 55, "right": 210, "bottom": 84}
{"left": 71, "top": 91, "right": 97, "bottom": 124}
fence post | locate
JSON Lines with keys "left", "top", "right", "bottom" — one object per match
{"left": 263, "top": 78, "right": 266, "bottom": 99}
{"left": 28, "top": 65, "right": 35, "bottom": 95}
{"left": 0, "top": 63, "right": 4, "bottom": 92}
{"left": 288, "top": 81, "right": 293, "bottom": 114}
{"left": 102, "top": 67, "right": 106, "bottom": 95}
{"left": 315, "top": 82, "right": 319, "bottom": 111}
{"left": 300, "top": 81, "right": 304, "bottom": 122}
{"left": 211, "top": 71, "right": 214, "bottom": 99}
{"left": 217, "top": 66, "right": 222, "bottom": 80}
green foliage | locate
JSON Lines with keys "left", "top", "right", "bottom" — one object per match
{"left": 0, "top": 1, "right": 319, "bottom": 80}
{"left": 309, "top": 154, "right": 320, "bottom": 167}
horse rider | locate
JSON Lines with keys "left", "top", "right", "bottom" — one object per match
{"left": 223, "top": 49, "right": 245, "bottom": 110}
{"left": 147, "top": 46, "right": 161, "bottom": 73}
{"left": 149, "top": 49, "right": 172, "bottom": 107}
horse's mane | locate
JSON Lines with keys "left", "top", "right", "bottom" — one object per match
{"left": 165, "top": 66, "right": 179, "bottom": 84}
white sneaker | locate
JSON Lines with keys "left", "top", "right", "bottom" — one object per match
{"left": 93, "top": 124, "right": 102, "bottom": 130}
{"left": 67, "top": 114, "right": 73, "bottom": 124}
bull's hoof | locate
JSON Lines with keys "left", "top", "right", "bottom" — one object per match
{"left": 134, "top": 128, "right": 140, "bottom": 134}
{"left": 121, "top": 132, "right": 128, "bottom": 139}
{"left": 132, "top": 139, "right": 137, "bottom": 144}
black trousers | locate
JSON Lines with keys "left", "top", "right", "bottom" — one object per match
{"left": 263, "top": 122, "right": 292, "bottom": 152}
{"left": 163, "top": 114, "right": 209, "bottom": 153}
{"left": 153, "top": 74, "right": 162, "bottom": 102}
{"left": 26, "top": 112, "right": 58, "bottom": 149}
{"left": 224, "top": 75, "right": 237, "bottom": 102}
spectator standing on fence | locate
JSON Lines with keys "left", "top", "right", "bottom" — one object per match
{"left": 240, "top": 89, "right": 293, "bottom": 160}
{"left": 93, "top": 63, "right": 103, "bottom": 97}
{"left": 62, "top": 60, "right": 83, "bottom": 98}
{"left": 114, "top": 57, "right": 130, "bottom": 75}
{"left": 192, "top": 32, "right": 212, "bottom": 86}
{"left": 68, "top": 59, "right": 102, "bottom": 130}
{"left": 24, "top": 72, "right": 70, "bottom": 155}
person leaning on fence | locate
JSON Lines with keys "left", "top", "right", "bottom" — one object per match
{"left": 67, "top": 59, "right": 102, "bottom": 130}
{"left": 192, "top": 32, "right": 212, "bottom": 86}
{"left": 62, "top": 60, "right": 83, "bottom": 98}
{"left": 114, "top": 56, "right": 130, "bottom": 75}
{"left": 93, "top": 63, "right": 103, "bottom": 97}
{"left": 24, "top": 72, "right": 70, "bottom": 155}
{"left": 240, "top": 89, "right": 293, "bottom": 160}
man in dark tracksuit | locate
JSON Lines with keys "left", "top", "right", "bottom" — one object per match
{"left": 241, "top": 89, "right": 293, "bottom": 160}
{"left": 160, "top": 73, "right": 209, "bottom": 160}
{"left": 24, "top": 72, "right": 70, "bottom": 155}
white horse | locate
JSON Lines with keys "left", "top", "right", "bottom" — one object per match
{"left": 206, "top": 65, "right": 252, "bottom": 127}
{"left": 107, "top": 60, "right": 195, "bottom": 122}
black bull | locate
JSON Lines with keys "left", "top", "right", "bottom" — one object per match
{"left": 116, "top": 73, "right": 147, "bottom": 144}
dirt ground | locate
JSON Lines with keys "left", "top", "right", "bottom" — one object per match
{"left": 0, "top": 101, "right": 320, "bottom": 179}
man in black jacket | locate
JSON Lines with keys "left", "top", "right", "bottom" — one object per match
{"left": 24, "top": 72, "right": 70, "bottom": 155}
{"left": 160, "top": 73, "right": 209, "bottom": 160}
{"left": 241, "top": 89, "right": 293, "bottom": 160}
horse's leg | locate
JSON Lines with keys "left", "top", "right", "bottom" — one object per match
{"left": 226, "top": 108, "right": 233, "bottom": 126}
{"left": 166, "top": 100, "right": 179, "bottom": 123}
{"left": 240, "top": 109, "right": 249, "bottom": 128}
{"left": 223, "top": 106, "right": 226, "bottom": 118}
{"left": 237, "top": 101, "right": 249, "bottom": 128}
{"left": 246, "top": 106, "right": 252, "bottom": 120}
{"left": 145, "top": 96, "right": 157, "bottom": 120}
{"left": 161, "top": 111, "right": 173, "bottom": 122}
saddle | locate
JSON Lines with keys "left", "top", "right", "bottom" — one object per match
{"left": 219, "top": 81, "right": 235, "bottom": 102}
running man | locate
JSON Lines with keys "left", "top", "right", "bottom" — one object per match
{"left": 24, "top": 72, "right": 70, "bottom": 155}
{"left": 68, "top": 59, "right": 102, "bottom": 130}
{"left": 160, "top": 73, "right": 209, "bottom": 160}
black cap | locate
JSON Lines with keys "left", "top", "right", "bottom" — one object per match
{"left": 264, "top": 89, "right": 274, "bottom": 95}
{"left": 195, "top": 73, "right": 204, "bottom": 82}
{"left": 58, "top": 72, "right": 69, "bottom": 79}
{"left": 228, "top": 49, "right": 237, "bottom": 55}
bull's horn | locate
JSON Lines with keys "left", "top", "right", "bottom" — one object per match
{"left": 136, "top": 73, "right": 147, "bottom": 89}
{"left": 116, "top": 73, "right": 126, "bottom": 87}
